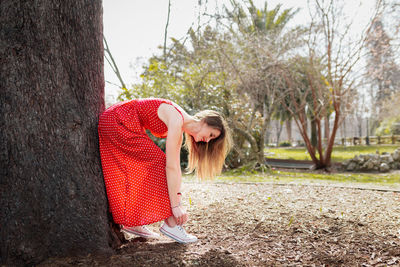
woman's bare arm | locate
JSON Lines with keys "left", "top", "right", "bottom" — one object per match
{"left": 158, "top": 103, "right": 184, "bottom": 208}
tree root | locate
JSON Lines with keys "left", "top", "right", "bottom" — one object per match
{"left": 109, "top": 221, "right": 129, "bottom": 249}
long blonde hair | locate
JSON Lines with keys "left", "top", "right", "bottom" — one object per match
{"left": 184, "top": 110, "right": 232, "bottom": 179}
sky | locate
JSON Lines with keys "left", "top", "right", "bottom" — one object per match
{"left": 102, "top": 0, "right": 376, "bottom": 104}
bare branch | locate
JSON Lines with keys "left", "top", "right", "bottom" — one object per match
{"left": 103, "top": 36, "right": 127, "bottom": 90}
{"left": 163, "top": 0, "right": 171, "bottom": 60}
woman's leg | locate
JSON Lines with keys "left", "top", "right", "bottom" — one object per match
{"left": 124, "top": 135, "right": 173, "bottom": 226}
{"left": 165, "top": 216, "right": 177, "bottom": 227}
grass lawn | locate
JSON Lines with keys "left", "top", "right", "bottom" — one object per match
{"left": 183, "top": 144, "right": 400, "bottom": 188}
{"left": 184, "top": 168, "right": 400, "bottom": 189}
{"left": 216, "top": 170, "right": 400, "bottom": 187}
{"left": 265, "top": 144, "right": 399, "bottom": 162}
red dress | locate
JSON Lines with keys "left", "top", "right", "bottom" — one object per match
{"left": 98, "top": 98, "right": 183, "bottom": 227}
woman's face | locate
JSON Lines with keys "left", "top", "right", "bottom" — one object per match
{"left": 194, "top": 122, "right": 221, "bottom": 143}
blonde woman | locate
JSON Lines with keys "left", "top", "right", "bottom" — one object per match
{"left": 98, "top": 98, "right": 231, "bottom": 244}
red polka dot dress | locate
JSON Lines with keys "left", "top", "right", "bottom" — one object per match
{"left": 98, "top": 98, "right": 183, "bottom": 227}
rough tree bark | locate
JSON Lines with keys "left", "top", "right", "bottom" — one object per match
{"left": 0, "top": 1, "right": 114, "bottom": 265}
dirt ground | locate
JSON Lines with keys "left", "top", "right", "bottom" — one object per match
{"left": 40, "top": 182, "right": 400, "bottom": 266}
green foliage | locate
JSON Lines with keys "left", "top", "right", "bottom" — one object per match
{"left": 227, "top": 0, "right": 299, "bottom": 35}
{"left": 118, "top": 59, "right": 183, "bottom": 102}
{"left": 278, "top": 141, "right": 292, "bottom": 147}
{"left": 266, "top": 145, "right": 399, "bottom": 162}
{"left": 120, "top": 26, "right": 248, "bottom": 168}
{"left": 118, "top": 1, "right": 305, "bottom": 170}
{"left": 375, "top": 116, "right": 400, "bottom": 136}
{"left": 217, "top": 169, "right": 400, "bottom": 185}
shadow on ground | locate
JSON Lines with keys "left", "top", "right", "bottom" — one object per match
{"left": 38, "top": 182, "right": 400, "bottom": 266}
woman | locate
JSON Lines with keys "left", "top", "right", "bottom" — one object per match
{"left": 98, "top": 98, "right": 231, "bottom": 244}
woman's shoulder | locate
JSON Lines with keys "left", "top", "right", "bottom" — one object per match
{"left": 159, "top": 100, "right": 192, "bottom": 125}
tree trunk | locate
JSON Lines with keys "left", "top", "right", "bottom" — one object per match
{"left": 231, "top": 126, "right": 258, "bottom": 157}
{"left": 264, "top": 129, "right": 271, "bottom": 147}
{"left": 276, "top": 120, "right": 283, "bottom": 146}
{"left": 342, "top": 118, "right": 347, "bottom": 144}
{"left": 324, "top": 114, "right": 330, "bottom": 145}
{"left": 311, "top": 119, "right": 317, "bottom": 148}
{"left": 304, "top": 117, "right": 309, "bottom": 138}
{"left": 258, "top": 100, "right": 268, "bottom": 164}
{"left": 324, "top": 107, "right": 341, "bottom": 167}
{"left": 0, "top": 1, "right": 113, "bottom": 265}
{"left": 358, "top": 115, "right": 362, "bottom": 137}
{"left": 285, "top": 119, "right": 292, "bottom": 142}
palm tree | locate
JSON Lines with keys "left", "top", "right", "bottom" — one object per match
{"left": 225, "top": 0, "right": 299, "bottom": 36}
{"left": 221, "top": 0, "right": 301, "bottom": 167}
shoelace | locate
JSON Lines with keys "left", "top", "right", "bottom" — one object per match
{"left": 176, "top": 226, "right": 189, "bottom": 236}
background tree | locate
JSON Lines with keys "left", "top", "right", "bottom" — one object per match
{"left": 283, "top": 0, "right": 381, "bottom": 169}
{"left": 360, "top": 0, "right": 399, "bottom": 138}
{"left": 375, "top": 91, "right": 400, "bottom": 136}
{"left": 120, "top": 1, "right": 307, "bottom": 169}
{"left": 219, "top": 0, "right": 302, "bottom": 167}
{"left": 120, "top": 0, "right": 304, "bottom": 170}
{"left": 365, "top": 17, "right": 399, "bottom": 120}
{"left": 119, "top": 25, "right": 241, "bottom": 167}
{"left": 382, "top": 0, "right": 400, "bottom": 52}
{"left": 0, "top": 1, "right": 113, "bottom": 265}
{"left": 282, "top": 56, "right": 328, "bottom": 154}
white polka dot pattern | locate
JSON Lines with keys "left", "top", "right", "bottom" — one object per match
{"left": 98, "top": 98, "right": 183, "bottom": 227}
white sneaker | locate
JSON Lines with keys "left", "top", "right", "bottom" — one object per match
{"left": 121, "top": 225, "right": 160, "bottom": 239}
{"left": 159, "top": 222, "right": 198, "bottom": 244}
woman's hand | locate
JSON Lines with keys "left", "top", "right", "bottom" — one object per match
{"left": 172, "top": 205, "right": 188, "bottom": 225}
